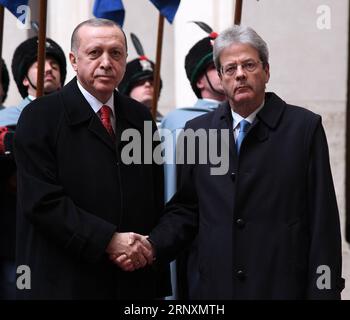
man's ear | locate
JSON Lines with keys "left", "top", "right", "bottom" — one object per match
{"left": 22, "top": 76, "right": 29, "bottom": 87}
{"left": 196, "top": 73, "right": 206, "bottom": 90}
{"left": 196, "top": 80, "right": 204, "bottom": 90}
{"left": 69, "top": 52, "right": 78, "bottom": 71}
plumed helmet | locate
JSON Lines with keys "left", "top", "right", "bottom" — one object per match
{"left": 0, "top": 58, "right": 10, "bottom": 103}
{"left": 119, "top": 33, "right": 162, "bottom": 96}
{"left": 185, "top": 22, "right": 218, "bottom": 98}
{"left": 11, "top": 37, "right": 67, "bottom": 98}
{"left": 119, "top": 57, "right": 162, "bottom": 95}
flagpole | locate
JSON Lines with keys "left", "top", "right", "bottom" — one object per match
{"left": 151, "top": 13, "right": 164, "bottom": 120}
{"left": 346, "top": 0, "right": 350, "bottom": 243}
{"left": 36, "top": 0, "right": 47, "bottom": 98}
{"left": 234, "top": 0, "right": 243, "bottom": 25}
{"left": 0, "top": 5, "right": 4, "bottom": 56}
{"left": 0, "top": 5, "right": 4, "bottom": 82}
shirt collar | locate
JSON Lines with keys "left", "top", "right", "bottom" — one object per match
{"left": 231, "top": 100, "right": 265, "bottom": 130}
{"left": 202, "top": 98, "right": 222, "bottom": 104}
{"left": 77, "top": 80, "right": 115, "bottom": 117}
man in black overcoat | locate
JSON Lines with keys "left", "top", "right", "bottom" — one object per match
{"left": 14, "top": 18, "right": 170, "bottom": 299}
{"left": 124, "top": 25, "right": 345, "bottom": 300}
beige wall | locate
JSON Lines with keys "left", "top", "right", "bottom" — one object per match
{"left": 122, "top": 0, "right": 174, "bottom": 116}
{"left": 2, "top": 0, "right": 94, "bottom": 106}
{"left": 240, "top": 0, "right": 348, "bottom": 237}
{"left": 2, "top": 10, "right": 28, "bottom": 107}
{"left": 238, "top": 0, "right": 349, "bottom": 297}
{"left": 173, "top": 0, "right": 234, "bottom": 109}
{"left": 46, "top": 0, "right": 94, "bottom": 86}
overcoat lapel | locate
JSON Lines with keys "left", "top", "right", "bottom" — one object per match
{"left": 60, "top": 78, "right": 116, "bottom": 152}
{"left": 212, "top": 101, "right": 237, "bottom": 166}
{"left": 210, "top": 93, "right": 287, "bottom": 161}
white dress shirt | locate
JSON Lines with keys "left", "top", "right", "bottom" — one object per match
{"left": 77, "top": 80, "right": 116, "bottom": 133}
{"left": 231, "top": 101, "right": 265, "bottom": 141}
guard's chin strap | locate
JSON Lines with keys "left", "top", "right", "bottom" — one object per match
{"left": 26, "top": 75, "right": 37, "bottom": 92}
{"left": 25, "top": 74, "right": 59, "bottom": 96}
{"left": 204, "top": 72, "right": 225, "bottom": 97}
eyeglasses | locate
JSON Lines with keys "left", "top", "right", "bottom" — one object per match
{"left": 220, "top": 60, "right": 262, "bottom": 77}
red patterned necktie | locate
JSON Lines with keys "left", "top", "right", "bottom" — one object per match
{"left": 98, "top": 105, "right": 115, "bottom": 140}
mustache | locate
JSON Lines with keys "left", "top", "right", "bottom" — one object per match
{"left": 95, "top": 71, "right": 114, "bottom": 77}
{"left": 234, "top": 83, "right": 252, "bottom": 92}
{"left": 44, "top": 72, "right": 56, "bottom": 80}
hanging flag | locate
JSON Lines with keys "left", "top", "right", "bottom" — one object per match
{"left": 93, "top": 0, "right": 125, "bottom": 27}
{"left": 149, "top": 0, "right": 180, "bottom": 24}
{"left": 0, "top": 0, "right": 29, "bottom": 19}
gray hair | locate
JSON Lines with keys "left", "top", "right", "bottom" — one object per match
{"left": 213, "top": 25, "right": 269, "bottom": 71}
{"left": 71, "top": 18, "right": 128, "bottom": 53}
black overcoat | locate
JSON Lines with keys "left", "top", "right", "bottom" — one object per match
{"left": 149, "top": 92, "right": 344, "bottom": 299}
{"left": 14, "top": 78, "right": 171, "bottom": 299}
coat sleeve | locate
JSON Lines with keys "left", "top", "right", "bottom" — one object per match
{"left": 149, "top": 125, "right": 199, "bottom": 263}
{"left": 151, "top": 120, "right": 172, "bottom": 297}
{"left": 14, "top": 104, "right": 116, "bottom": 264}
{"left": 306, "top": 116, "right": 345, "bottom": 299}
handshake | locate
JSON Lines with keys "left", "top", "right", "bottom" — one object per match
{"left": 106, "top": 232, "right": 155, "bottom": 272}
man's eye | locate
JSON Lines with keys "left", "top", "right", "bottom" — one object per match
{"left": 245, "top": 62, "right": 255, "bottom": 69}
{"left": 89, "top": 50, "right": 99, "bottom": 57}
{"left": 111, "top": 50, "right": 122, "bottom": 59}
{"left": 225, "top": 65, "right": 236, "bottom": 73}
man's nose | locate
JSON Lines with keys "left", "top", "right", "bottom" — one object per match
{"left": 44, "top": 61, "right": 53, "bottom": 72}
{"left": 235, "top": 65, "right": 247, "bottom": 80}
{"left": 100, "top": 53, "right": 112, "bottom": 69}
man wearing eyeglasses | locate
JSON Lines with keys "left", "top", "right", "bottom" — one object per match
{"left": 115, "top": 25, "right": 344, "bottom": 299}
{"left": 134, "top": 24, "right": 345, "bottom": 299}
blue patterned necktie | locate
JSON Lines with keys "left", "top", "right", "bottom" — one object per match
{"left": 236, "top": 120, "right": 250, "bottom": 153}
